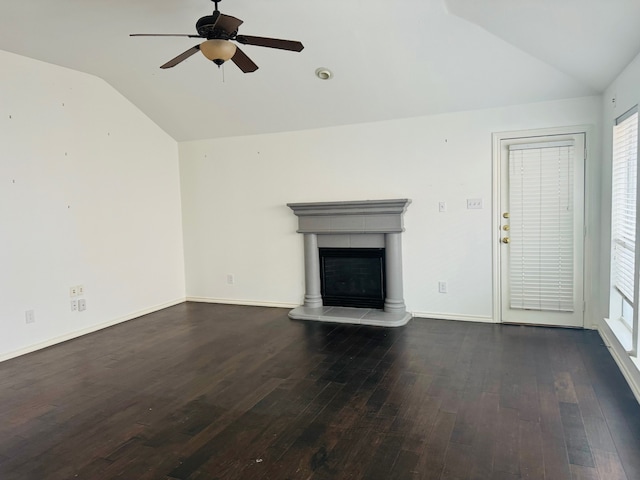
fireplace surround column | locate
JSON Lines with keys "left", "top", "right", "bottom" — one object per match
{"left": 303, "top": 233, "right": 323, "bottom": 308}
{"left": 384, "top": 233, "right": 406, "bottom": 314}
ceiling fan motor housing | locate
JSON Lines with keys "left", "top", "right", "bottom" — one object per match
{"left": 196, "top": 14, "right": 234, "bottom": 39}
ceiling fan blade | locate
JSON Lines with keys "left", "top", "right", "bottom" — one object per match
{"left": 160, "top": 45, "right": 201, "bottom": 69}
{"left": 231, "top": 46, "right": 258, "bottom": 73}
{"left": 216, "top": 14, "right": 243, "bottom": 33}
{"left": 130, "top": 34, "right": 203, "bottom": 38}
{"left": 236, "top": 35, "right": 304, "bottom": 52}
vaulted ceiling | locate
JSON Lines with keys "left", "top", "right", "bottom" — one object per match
{"left": 1, "top": 0, "right": 639, "bottom": 141}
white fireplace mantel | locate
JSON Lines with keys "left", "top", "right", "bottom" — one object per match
{"left": 287, "top": 199, "right": 412, "bottom": 327}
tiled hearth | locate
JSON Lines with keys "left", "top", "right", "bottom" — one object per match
{"left": 287, "top": 199, "right": 412, "bottom": 327}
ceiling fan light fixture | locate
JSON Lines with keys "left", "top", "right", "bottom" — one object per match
{"left": 132, "top": 4, "right": 303, "bottom": 73}
{"left": 200, "top": 39, "right": 237, "bottom": 64}
{"left": 315, "top": 67, "right": 333, "bottom": 80}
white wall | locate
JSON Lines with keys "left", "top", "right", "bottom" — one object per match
{"left": 179, "top": 96, "right": 601, "bottom": 323}
{"left": 0, "top": 50, "right": 186, "bottom": 360}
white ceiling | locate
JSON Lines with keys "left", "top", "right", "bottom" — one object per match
{"left": 1, "top": 0, "right": 639, "bottom": 141}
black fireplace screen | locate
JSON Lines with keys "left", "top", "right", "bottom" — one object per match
{"left": 319, "top": 248, "right": 385, "bottom": 309}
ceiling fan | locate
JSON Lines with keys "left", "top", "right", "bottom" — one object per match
{"left": 130, "top": 0, "right": 304, "bottom": 73}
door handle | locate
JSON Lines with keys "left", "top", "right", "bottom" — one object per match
{"left": 502, "top": 237, "right": 510, "bottom": 244}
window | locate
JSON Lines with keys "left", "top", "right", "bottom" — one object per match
{"left": 610, "top": 107, "right": 638, "bottom": 350}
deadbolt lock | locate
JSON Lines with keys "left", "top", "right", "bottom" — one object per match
{"left": 502, "top": 237, "right": 510, "bottom": 244}
{"left": 503, "top": 212, "right": 510, "bottom": 219}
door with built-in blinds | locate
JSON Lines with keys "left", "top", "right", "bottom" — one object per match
{"left": 499, "top": 134, "right": 585, "bottom": 327}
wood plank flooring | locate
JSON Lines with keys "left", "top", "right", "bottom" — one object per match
{"left": 1, "top": 302, "right": 640, "bottom": 479}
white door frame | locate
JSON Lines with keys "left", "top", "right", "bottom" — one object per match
{"left": 492, "top": 125, "right": 592, "bottom": 325}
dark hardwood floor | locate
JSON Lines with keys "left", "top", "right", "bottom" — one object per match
{"left": 1, "top": 302, "right": 640, "bottom": 480}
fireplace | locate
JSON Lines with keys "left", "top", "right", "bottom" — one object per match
{"left": 287, "top": 199, "right": 412, "bottom": 327}
{"left": 320, "top": 248, "right": 385, "bottom": 309}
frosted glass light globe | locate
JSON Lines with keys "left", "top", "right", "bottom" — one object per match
{"left": 200, "top": 40, "right": 237, "bottom": 65}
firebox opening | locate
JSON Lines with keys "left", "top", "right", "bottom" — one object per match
{"left": 319, "top": 248, "right": 386, "bottom": 309}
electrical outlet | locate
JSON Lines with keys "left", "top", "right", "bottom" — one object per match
{"left": 438, "top": 201, "right": 447, "bottom": 213}
{"left": 70, "top": 286, "right": 78, "bottom": 297}
{"left": 25, "top": 310, "right": 35, "bottom": 324}
{"left": 438, "top": 281, "right": 447, "bottom": 294}
{"left": 467, "top": 198, "right": 483, "bottom": 209}
{"left": 71, "top": 300, "right": 78, "bottom": 312}
{"left": 226, "top": 274, "right": 234, "bottom": 285}
{"left": 78, "top": 299, "right": 86, "bottom": 312}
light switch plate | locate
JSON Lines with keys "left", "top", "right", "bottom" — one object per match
{"left": 467, "top": 198, "right": 483, "bottom": 209}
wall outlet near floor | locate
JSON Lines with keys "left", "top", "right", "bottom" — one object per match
{"left": 78, "top": 299, "right": 86, "bottom": 312}
{"left": 71, "top": 300, "right": 78, "bottom": 312}
{"left": 467, "top": 198, "right": 483, "bottom": 209}
{"left": 226, "top": 274, "right": 234, "bottom": 285}
{"left": 438, "top": 281, "right": 448, "bottom": 294}
{"left": 25, "top": 309, "right": 35, "bottom": 324}
{"left": 438, "top": 201, "right": 447, "bottom": 213}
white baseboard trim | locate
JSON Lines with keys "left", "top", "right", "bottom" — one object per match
{"left": 0, "top": 297, "right": 186, "bottom": 364}
{"left": 411, "top": 311, "right": 496, "bottom": 324}
{"left": 186, "top": 297, "right": 299, "bottom": 309}
{"left": 188, "top": 299, "right": 495, "bottom": 326}
{"left": 598, "top": 318, "right": 640, "bottom": 405}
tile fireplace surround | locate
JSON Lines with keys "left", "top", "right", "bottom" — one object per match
{"left": 287, "top": 199, "right": 412, "bottom": 327}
